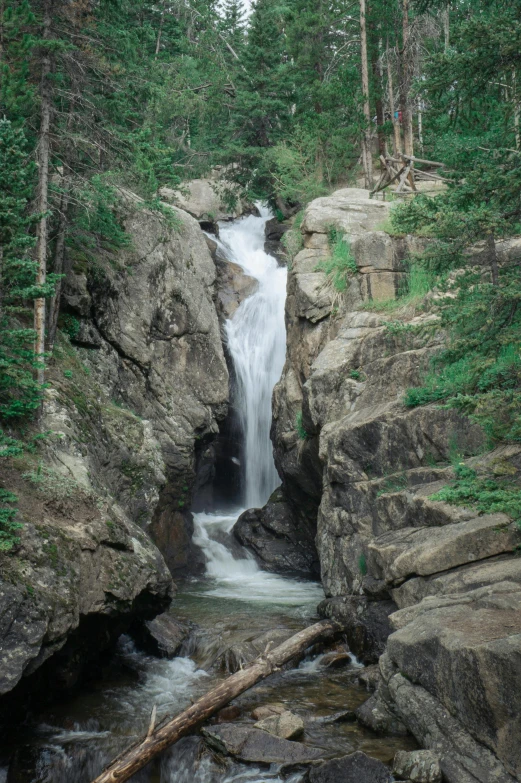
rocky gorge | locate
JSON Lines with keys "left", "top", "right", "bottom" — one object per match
{"left": 0, "top": 181, "right": 520, "bottom": 783}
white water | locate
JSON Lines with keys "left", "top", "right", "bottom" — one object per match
{"left": 219, "top": 206, "right": 287, "bottom": 509}
{"left": 192, "top": 510, "right": 323, "bottom": 606}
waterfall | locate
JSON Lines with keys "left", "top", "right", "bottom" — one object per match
{"left": 219, "top": 205, "right": 287, "bottom": 509}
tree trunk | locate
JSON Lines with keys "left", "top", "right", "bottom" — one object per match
{"left": 387, "top": 42, "right": 401, "bottom": 156}
{"left": 400, "top": 0, "right": 414, "bottom": 158}
{"left": 442, "top": 6, "right": 449, "bottom": 51}
{"left": 359, "top": 0, "right": 373, "bottom": 188}
{"left": 34, "top": 0, "right": 53, "bottom": 387}
{"left": 487, "top": 232, "right": 499, "bottom": 286}
{"left": 46, "top": 185, "right": 69, "bottom": 353}
{"left": 91, "top": 620, "right": 338, "bottom": 783}
{"left": 372, "top": 47, "right": 387, "bottom": 160}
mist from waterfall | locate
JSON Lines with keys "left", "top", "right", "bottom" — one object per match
{"left": 219, "top": 206, "right": 287, "bottom": 510}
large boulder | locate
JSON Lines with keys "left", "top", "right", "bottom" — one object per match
{"left": 160, "top": 174, "right": 248, "bottom": 224}
{"left": 233, "top": 487, "right": 320, "bottom": 579}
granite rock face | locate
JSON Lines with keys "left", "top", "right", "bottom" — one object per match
{"left": 57, "top": 197, "right": 229, "bottom": 576}
{"left": 270, "top": 188, "right": 521, "bottom": 781}
{"left": 159, "top": 172, "right": 249, "bottom": 225}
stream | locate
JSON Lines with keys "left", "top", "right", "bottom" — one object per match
{"left": 0, "top": 208, "right": 415, "bottom": 782}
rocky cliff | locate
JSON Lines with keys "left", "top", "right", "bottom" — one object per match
{"left": 269, "top": 189, "right": 521, "bottom": 782}
{"left": 0, "top": 194, "right": 230, "bottom": 708}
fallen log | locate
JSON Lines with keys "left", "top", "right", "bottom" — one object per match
{"left": 91, "top": 619, "right": 339, "bottom": 783}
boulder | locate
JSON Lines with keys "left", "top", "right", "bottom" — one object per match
{"left": 318, "top": 596, "right": 395, "bottom": 663}
{"left": 355, "top": 693, "right": 408, "bottom": 736}
{"left": 159, "top": 176, "right": 247, "bottom": 223}
{"left": 201, "top": 724, "right": 324, "bottom": 765}
{"left": 215, "top": 257, "right": 257, "bottom": 320}
{"left": 251, "top": 702, "right": 286, "bottom": 720}
{"left": 306, "top": 751, "right": 392, "bottom": 783}
{"left": 254, "top": 709, "right": 304, "bottom": 739}
{"left": 393, "top": 750, "right": 442, "bottom": 783}
{"left": 131, "top": 613, "right": 192, "bottom": 658}
{"left": 301, "top": 189, "right": 390, "bottom": 238}
{"left": 233, "top": 487, "right": 320, "bottom": 579}
{"left": 265, "top": 217, "right": 290, "bottom": 261}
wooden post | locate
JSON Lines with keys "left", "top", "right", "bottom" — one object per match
{"left": 90, "top": 620, "right": 339, "bottom": 783}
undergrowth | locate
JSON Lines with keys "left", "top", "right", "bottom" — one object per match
{"left": 368, "top": 261, "right": 434, "bottom": 313}
{"left": 295, "top": 410, "right": 309, "bottom": 440}
{"left": 0, "top": 488, "right": 22, "bottom": 551}
{"left": 315, "top": 226, "right": 357, "bottom": 292}
{"left": 431, "top": 462, "right": 521, "bottom": 531}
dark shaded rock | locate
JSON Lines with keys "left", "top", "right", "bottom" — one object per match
{"left": 358, "top": 664, "right": 380, "bottom": 692}
{"left": 217, "top": 705, "right": 241, "bottom": 722}
{"left": 264, "top": 217, "right": 290, "bottom": 262}
{"left": 201, "top": 724, "right": 324, "bottom": 765}
{"left": 318, "top": 595, "right": 396, "bottom": 663}
{"left": 393, "top": 750, "right": 442, "bottom": 783}
{"left": 305, "top": 709, "right": 357, "bottom": 725}
{"left": 356, "top": 693, "right": 408, "bottom": 736}
{"left": 130, "top": 613, "right": 193, "bottom": 658}
{"left": 306, "top": 751, "right": 392, "bottom": 783}
{"left": 233, "top": 486, "right": 320, "bottom": 579}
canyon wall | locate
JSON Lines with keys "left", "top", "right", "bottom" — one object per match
{"left": 270, "top": 189, "right": 521, "bottom": 782}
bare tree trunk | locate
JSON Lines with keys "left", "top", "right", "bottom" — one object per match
{"left": 513, "top": 69, "right": 520, "bottom": 150}
{"left": 34, "top": 0, "right": 53, "bottom": 387}
{"left": 46, "top": 186, "right": 69, "bottom": 353}
{"left": 400, "top": 0, "right": 414, "bottom": 158}
{"left": 359, "top": 0, "right": 373, "bottom": 188}
{"left": 487, "top": 232, "right": 499, "bottom": 286}
{"left": 442, "top": 6, "right": 449, "bottom": 51}
{"left": 372, "top": 48, "right": 387, "bottom": 160}
{"left": 90, "top": 620, "right": 338, "bottom": 783}
{"left": 387, "top": 42, "right": 401, "bottom": 155}
{"left": 155, "top": 1, "right": 165, "bottom": 58}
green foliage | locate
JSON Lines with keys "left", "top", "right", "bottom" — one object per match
{"left": 0, "top": 488, "right": 22, "bottom": 552}
{"left": 358, "top": 552, "right": 368, "bottom": 576}
{"left": 295, "top": 410, "right": 309, "bottom": 440}
{"left": 316, "top": 226, "right": 357, "bottom": 292}
{"left": 23, "top": 463, "right": 88, "bottom": 500}
{"left": 60, "top": 315, "right": 80, "bottom": 342}
{"left": 431, "top": 465, "right": 521, "bottom": 531}
{"left": 377, "top": 472, "right": 408, "bottom": 496}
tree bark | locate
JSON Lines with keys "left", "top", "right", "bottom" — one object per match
{"left": 387, "top": 43, "right": 401, "bottom": 156}
{"left": 372, "top": 46, "right": 387, "bottom": 160}
{"left": 90, "top": 620, "right": 338, "bottom": 783}
{"left": 34, "top": 0, "right": 53, "bottom": 387}
{"left": 487, "top": 232, "right": 499, "bottom": 286}
{"left": 400, "top": 0, "right": 414, "bottom": 158}
{"left": 359, "top": 0, "right": 373, "bottom": 188}
{"left": 46, "top": 185, "right": 69, "bottom": 353}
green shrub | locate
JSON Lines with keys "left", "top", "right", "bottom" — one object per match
{"left": 0, "top": 489, "right": 22, "bottom": 552}
{"left": 316, "top": 226, "right": 357, "bottom": 292}
{"left": 358, "top": 552, "right": 368, "bottom": 576}
{"left": 295, "top": 410, "right": 309, "bottom": 440}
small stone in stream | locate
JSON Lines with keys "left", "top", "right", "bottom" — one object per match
{"left": 201, "top": 724, "right": 324, "bottom": 765}
{"left": 254, "top": 710, "right": 304, "bottom": 739}
{"left": 356, "top": 693, "right": 408, "bottom": 736}
{"left": 393, "top": 750, "right": 442, "bottom": 783}
{"left": 319, "top": 651, "right": 352, "bottom": 669}
{"left": 216, "top": 705, "right": 241, "bottom": 722}
{"left": 358, "top": 664, "right": 380, "bottom": 692}
{"left": 251, "top": 702, "right": 286, "bottom": 720}
{"left": 306, "top": 751, "right": 392, "bottom": 783}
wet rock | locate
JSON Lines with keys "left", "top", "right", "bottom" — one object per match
{"left": 358, "top": 664, "right": 380, "bottom": 692}
{"left": 201, "top": 724, "right": 324, "bottom": 764}
{"left": 393, "top": 750, "right": 442, "bottom": 783}
{"left": 318, "top": 596, "right": 395, "bottom": 663}
{"left": 356, "top": 693, "right": 408, "bottom": 736}
{"left": 233, "top": 487, "right": 320, "bottom": 579}
{"left": 215, "top": 256, "right": 258, "bottom": 320}
{"left": 251, "top": 703, "right": 286, "bottom": 720}
{"left": 305, "top": 709, "right": 356, "bottom": 725}
{"left": 217, "top": 705, "right": 241, "bottom": 722}
{"left": 131, "top": 613, "right": 193, "bottom": 658}
{"left": 254, "top": 710, "right": 304, "bottom": 739}
{"left": 306, "top": 751, "right": 392, "bottom": 783}
{"left": 264, "top": 217, "right": 290, "bottom": 262}
{"left": 214, "top": 628, "right": 295, "bottom": 674}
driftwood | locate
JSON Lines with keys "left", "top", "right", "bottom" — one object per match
{"left": 90, "top": 620, "right": 338, "bottom": 783}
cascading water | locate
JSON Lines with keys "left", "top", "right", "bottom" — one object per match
{"left": 219, "top": 205, "right": 287, "bottom": 509}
